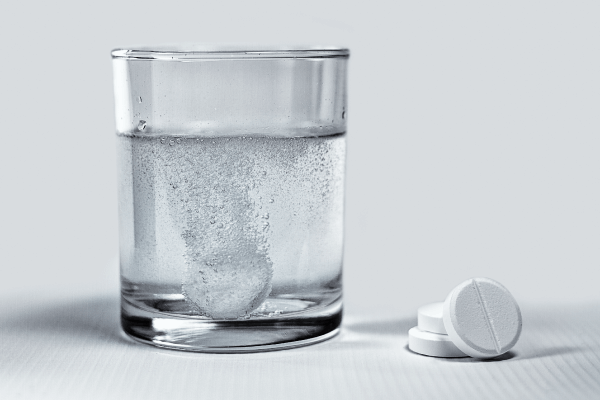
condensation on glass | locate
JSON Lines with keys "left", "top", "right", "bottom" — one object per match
{"left": 112, "top": 46, "right": 349, "bottom": 352}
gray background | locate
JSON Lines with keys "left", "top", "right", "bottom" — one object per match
{"left": 1, "top": 2, "right": 599, "bottom": 322}
{"left": 1, "top": 1, "right": 600, "bottom": 399}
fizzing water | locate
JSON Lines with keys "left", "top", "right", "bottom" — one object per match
{"left": 117, "top": 133, "right": 345, "bottom": 321}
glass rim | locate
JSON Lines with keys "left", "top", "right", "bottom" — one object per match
{"left": 111, "top": 45, "right": 350, "bottom": 61}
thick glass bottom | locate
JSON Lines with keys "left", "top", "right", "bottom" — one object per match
{"left": 121, "top": 296, "right": 342, "bottom": 353}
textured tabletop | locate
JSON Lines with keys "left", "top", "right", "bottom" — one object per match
{"left": 1, "top": 291, "right": 599, "bottom": 400}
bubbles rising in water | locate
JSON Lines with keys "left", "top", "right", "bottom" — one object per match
{"left": 120, "top": 133, "right": 345, "bottom": 320}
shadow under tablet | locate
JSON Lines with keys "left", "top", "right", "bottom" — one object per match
{"left": 404, "top": 342, "right": 518, "bottom": 361}
{"left": 439, "top": 349, "right": 518, "bottom": 362}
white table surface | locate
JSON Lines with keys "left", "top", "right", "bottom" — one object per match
{"left": 1, "top": 287, "right": 599, "bottom": 400}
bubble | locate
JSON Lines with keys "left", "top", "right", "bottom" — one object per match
{"left": 150, "top": 133, "right": 346, "bottom": 319}
{"left": 160, "top": 137, "right": 166, "bottom": 144}
{"left": 137, "top": 120, "right": 147, "bottom": 131}
{"left": 176, "top": 138, "right": 182, "bottom": 144}
{"left": 169, "top": 139, "right": 175, "bottom": 146}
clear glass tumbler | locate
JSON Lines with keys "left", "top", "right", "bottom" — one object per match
{"left": 112, "top": 46, "right": 349, "bottom": 352}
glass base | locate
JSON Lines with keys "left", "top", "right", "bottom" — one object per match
{"left": 121, "top": 297, "right": 342, "bottom": 353}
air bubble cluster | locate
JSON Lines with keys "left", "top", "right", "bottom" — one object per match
{"left": 118, "top": 133, "right": 346, "bottom": 319}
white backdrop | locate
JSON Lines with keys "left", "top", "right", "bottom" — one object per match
{"left": 1, "top": 0, "right": 599, "bottom": 312}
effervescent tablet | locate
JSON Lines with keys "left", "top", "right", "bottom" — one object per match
{"left": 408, "top": 327, "right": 467, "bottom": 358}
{"left": 443, "top": 277, "right": 522, "bottom": 359}
{"left": 418, "top": 302, "right": 446, "bottom": 334}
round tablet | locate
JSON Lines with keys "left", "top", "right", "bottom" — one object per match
{"left": 418, "top": 302, "right": 446, "bottom": 334}
{"left": 443, "top": 277, "right": 522, "bottom": 359}
{"left": 408, "top": 327, "right": 468, "bottom": 358}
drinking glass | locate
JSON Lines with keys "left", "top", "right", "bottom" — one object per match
{"left": 112, "top": 46, "right": 349, "bottom": 352}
